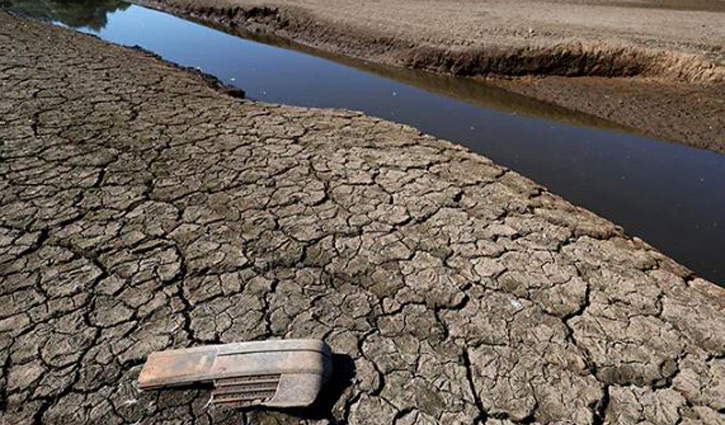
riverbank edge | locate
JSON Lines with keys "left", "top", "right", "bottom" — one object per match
{"left": 4, "top": 7, "right": 722, "bottom": 290}
{"left": 133, "top": 0, "right": 725, "bottom": 83}
{"left": 130, "top": 0, "right": 725, "bottom": 154}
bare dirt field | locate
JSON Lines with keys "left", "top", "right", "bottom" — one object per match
{"left": 2, "top": 9, "right": 725, "bottom": 425}
{"left": 134, "top": 0, "right": 725, "bottom": 153}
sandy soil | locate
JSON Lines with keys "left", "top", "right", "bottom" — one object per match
{"left": 134, "top": 0, "right": 725, "bottom": 153}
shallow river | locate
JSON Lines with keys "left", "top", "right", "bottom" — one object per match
{"left": 4, "top": 0, "right": 725, "bottom": 284}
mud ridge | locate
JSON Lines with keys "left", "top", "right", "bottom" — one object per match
{"left": 401, "top": 44, "right": 725, "bottom": 82}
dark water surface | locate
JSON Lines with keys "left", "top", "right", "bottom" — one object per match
{"left": 5, "top": 1, "right": 725, "bottom": 285}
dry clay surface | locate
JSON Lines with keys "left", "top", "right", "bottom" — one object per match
{"left": 2, "top": 11, "right": 725, "bottom": 425}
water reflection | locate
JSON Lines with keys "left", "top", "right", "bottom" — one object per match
{"left": 233, "top": 28, "right": 633, "bottom": 133}
{"left": 1, "top": 0, "right": 128, "bottom": 30}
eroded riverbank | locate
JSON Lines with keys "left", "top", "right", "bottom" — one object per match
{"left": 1, "top": 10, "right": 724, "bottom": 425}
{"left": 132, "top": 0, "right": 725, "bottom": 153}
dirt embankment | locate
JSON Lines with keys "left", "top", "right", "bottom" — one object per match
{"left": 2, "top": 9, "right": 725, "bottom": 425}
{"left": 134, "top": 0, "right": 725, "bottom": 81}
{"left": 133, "top": 0, "right": 725, "bottom": 153}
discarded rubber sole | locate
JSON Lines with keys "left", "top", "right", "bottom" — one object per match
{"left": 138, "top": 339, "right": 332, "bottom": 408}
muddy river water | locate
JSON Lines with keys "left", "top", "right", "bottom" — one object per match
{"left": 4, "top": 0, "right": 725, "bottom": 284}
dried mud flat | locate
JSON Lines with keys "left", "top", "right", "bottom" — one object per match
{"left": 134, "top": 0, "right": 725, "bottom": 153}
{"left": 1, "top": 10, "right": 725, "bottom": 425}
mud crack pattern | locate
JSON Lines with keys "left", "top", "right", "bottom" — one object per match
{"left": 1, "top": 11, "right": 724, "bottom": 425}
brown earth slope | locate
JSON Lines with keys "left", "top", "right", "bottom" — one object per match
{"left": 2, "top": 10, "right": 725, "bottom": 425}
{"left": 134, "top": 0, "right": 725, "bottom": 153}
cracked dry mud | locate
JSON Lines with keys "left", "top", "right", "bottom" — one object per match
{"left": 1, "top": 11, "right": 724, "bottom": 425}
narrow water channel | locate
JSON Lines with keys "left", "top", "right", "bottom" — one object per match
{"left": 4, "top": 0, "right": 724, "bottom": 285}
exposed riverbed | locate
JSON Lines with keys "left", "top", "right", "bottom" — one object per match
{"left": 2, "top": 9, "right": 724, "bottom": 424}
{"left": 4, "top": 0, "right": 724, "bottom": 284}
